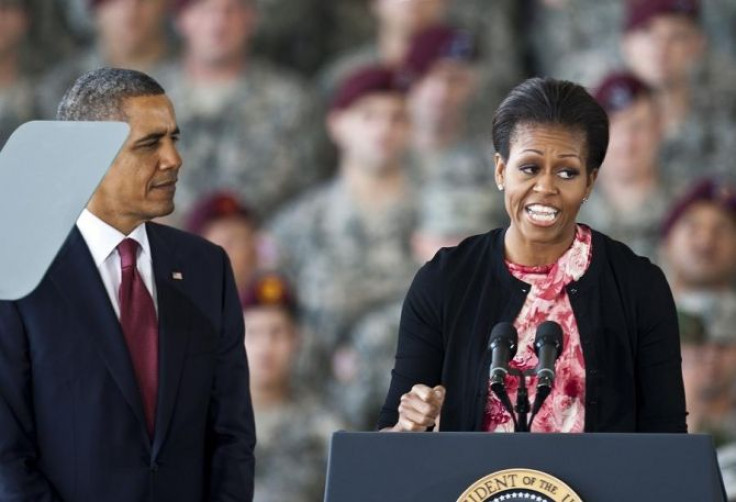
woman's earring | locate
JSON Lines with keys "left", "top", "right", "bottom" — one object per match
{"left": 582, "top": 197, "right": 588, "bottom": 204}
{"left": 497, "top": 183, "right": 504, "bottom": 191}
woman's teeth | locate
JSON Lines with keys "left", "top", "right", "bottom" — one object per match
{"left": 525, "top": 204, "right": 559, "bottom": 222}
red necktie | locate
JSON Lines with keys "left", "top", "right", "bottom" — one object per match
{"left": 117, "top": 238, "right": 158, "bottom": 437}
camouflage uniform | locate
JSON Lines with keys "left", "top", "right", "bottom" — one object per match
{"left": 253, "top": 395, "right": 343, "bottom": 502}
{"left": 156, "top": 60, "right": 328, "bottom": 222}
{"left": 578, "top": 183, "right": 673, "bottom": 262}
{"left": 407, "top": 139, "right": 495, "bottom": 188}
{"left": 329, "top": 300, "right": 402, "bottom": 430}
{"left": 676, "top": 290, "right": 736, "bottom": 344}
{"left": 0, "top": 76, "right": 38, "bottom": 147}
{"left": 267, "top": 177, "right": 418, "bottom": 384}
{"left": 659, "top": 56, "right": 736, "bottom": 189}
{"left": 526, "top": 0, "right": 623, "bottom": 85}
{"left": 447, "top": 0, "right": 523, "bottom": 134}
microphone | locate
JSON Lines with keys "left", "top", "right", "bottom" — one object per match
{"left": 488, "top": 322, "right": 518, "bottom": 386}
{"left": 487, "top": 322, "right": 518, "bottom": 427}
{"left": 531, "top": 321, "right": 564, "bottom": 417}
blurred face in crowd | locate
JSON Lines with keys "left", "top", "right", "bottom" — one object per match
{"left": 0, "top": 2, "right": 28, "bottom": 58}
{"left": 244, "top": 307, "right": 298, "bottom": 392}
{"left": 622, "top": 15, "right": 705, "bottom": 89}
{"left": 329, "top": 93, "right": 411, "bottom": 174}
{"left": 88, "top": 95, "right": 182, "bottom": 234}
{"left": 495, "top": 124, "right": 597, "bottom": 261}
{"left": 683, "top": 341, "right": 736, "bottom": 430}
{"left": 372, "top": 0, "right": 447, "bottom": 35}
{"left": 95, "top": 0, "right": 168, "bottom": 58}
{"left": 177, "top": 0, "right": 256, "bottom": 66}
{"left": 201, "top": 217, "right": 257, "bottom": 293}
{"left": 408, "top": 60, "right": 477, "bottom": 131}
{"left": 664, "top": 202, "right": 736, "bottom": 290}
{"left": 598, "top": 96, "right": 662, "bottom": 184}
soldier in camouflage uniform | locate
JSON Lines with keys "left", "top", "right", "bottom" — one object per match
{"left": 525, "top": 0, "right": 623, "bottom": 85}
{"left": 579, "top": 72, "right": 674, "bottom": 262}
{"left": 159, "top": 0, "right": 325, "bottom": 223}
{"left": 330, "top": 185, "right": 505, "bottom": 429}
{"left": 242, "top": 273, "right": 343, "bottom": 502}
{"left": 445, "top": 0, "right": 523, "bottom": 137}
{"left": 402, "top": 25, "right": 500, "bottom": 195}
{"left": 267, "top": 66, "right": 418, "bottom": 386}
{"left": 661, "top": 178, "right": 736, "bottom": 344}
{"left": 0, "top": 0, "right": 37, "bottom": 147}
{"left": 620, "top": 0, "right": 736, "bottom": 188}
{"left": 35, "top": 0, "right": 174, "bottom": 119}
{"left": 317, "top": 0, "right": 449, "bottom": 99}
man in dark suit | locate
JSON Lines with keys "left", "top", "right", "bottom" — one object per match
{"left": 0, "top": 68, "right": 256, "bottom": 501}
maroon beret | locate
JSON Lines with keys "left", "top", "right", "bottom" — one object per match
{"left": 593, "top": 71, "right": 652, "bottom": 114}
{"left": 331, "top": 65, "right": 406, "bottom": 111}
{"left": 241, "top": 272, "right": 297, "bottom": 316}
{"left": 625, "top": 0, "right": 700, "bottom": 32}
{"left": 661, "top": 178, "right": 736, "bottom": 237}
{"left": 185, "top": 191, "right": 255, "bottom": 235}
{"left": 400, "top": 24, "right": 477, "bottom": 85}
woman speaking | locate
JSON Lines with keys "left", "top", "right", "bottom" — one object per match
{"left": 378, "top": 77, "right": 687, "bottom": 433}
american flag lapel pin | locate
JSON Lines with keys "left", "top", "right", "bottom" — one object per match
{"left": 172, "top": 271, "right": 184, "bottom": 280}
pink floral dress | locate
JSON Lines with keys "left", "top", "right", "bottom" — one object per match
{"left": 483, "top": 224, "right": 593, "bottom": 433}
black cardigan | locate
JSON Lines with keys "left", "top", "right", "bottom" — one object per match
{"left": 377, "top": 228, "right": 687, "bottom": 433}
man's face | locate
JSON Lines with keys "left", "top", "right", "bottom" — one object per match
{"left": 373, "top": 0, "right": 447, "bottom": 35}
{"left": 330, "top": 93, "right": 411, "bottom": 173}
{"left": 0, "top": 3, "right": 27, "bottom": 57}
{"left": 599, "top": 97, "right": 662, "bottom": 183}
{"left": 408, "top": 60, "right": 477, "bottom": 130}
{"left": 665, "top": 202, "right": 736, "bottom": 289}
{"left": 243, "top": 307, "right": 297, "bottom": 390}
{"left": 177, "top": 0, "right": 256, "bottom": 67}
{"left": 88, "top": 94, "right": 182, "bottom": 233}
{"left": 622, "top": 14, "right": 705, "bottom": 89}
{"left": 95, "top": 0, "right": 168, "bottom": 57}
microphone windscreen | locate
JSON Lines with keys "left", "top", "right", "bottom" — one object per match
{"left": 534, "top": 321, "right": 563, "bottom": 356}
{"left": 488, "top": 322, "right": 518, "bottom": 358}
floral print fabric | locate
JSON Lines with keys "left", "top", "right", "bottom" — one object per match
{"left": 483, "top": 224, "right": 592, "bottom": 433}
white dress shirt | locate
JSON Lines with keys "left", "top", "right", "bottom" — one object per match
{"left": 76, "top": 209, "right": 158, "bottom": 319}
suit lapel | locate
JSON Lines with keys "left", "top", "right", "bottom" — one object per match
{"left": 147, "top": 224, "right": 191, "bottom": 457}
{"left": 49, "top": 228, "right": 151, "bottom": 447}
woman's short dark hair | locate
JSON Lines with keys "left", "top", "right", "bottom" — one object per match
{"left": 491, "top": 77, "right": 609, "bottom": 173}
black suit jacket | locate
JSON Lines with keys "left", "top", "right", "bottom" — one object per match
{"left": 0, "top": 223, "right": 255, "bottom": 501}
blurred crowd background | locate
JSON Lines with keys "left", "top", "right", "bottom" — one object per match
{"left": 3, "top": 0, "right": 736, "bottom": 499}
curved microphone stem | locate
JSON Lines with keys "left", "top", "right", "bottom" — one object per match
{"left": 513, "top": 370, "right": 530, "bottom": 432}
{"left": 490, "top": 380, "right": 518, "bottom": 431}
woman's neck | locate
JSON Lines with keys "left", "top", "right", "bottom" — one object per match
{"left": 504, "top": 224, "right": 576, "bottom": 267}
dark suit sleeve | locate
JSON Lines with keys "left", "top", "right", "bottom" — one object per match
{"left": 206, "top": 250, "right": 256, "bottom": 501}
{"left": 377, "top": 259, "right": 446, "bottom": 430}
{"left": 634, "top": 263, "right": 688, "bottom": 432}
{"left": 0, "top": 301, "right": 63, "bottom": 501}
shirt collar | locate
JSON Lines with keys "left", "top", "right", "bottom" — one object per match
{"left": 76, "top": 208, "right": 152, "bottom": 267}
